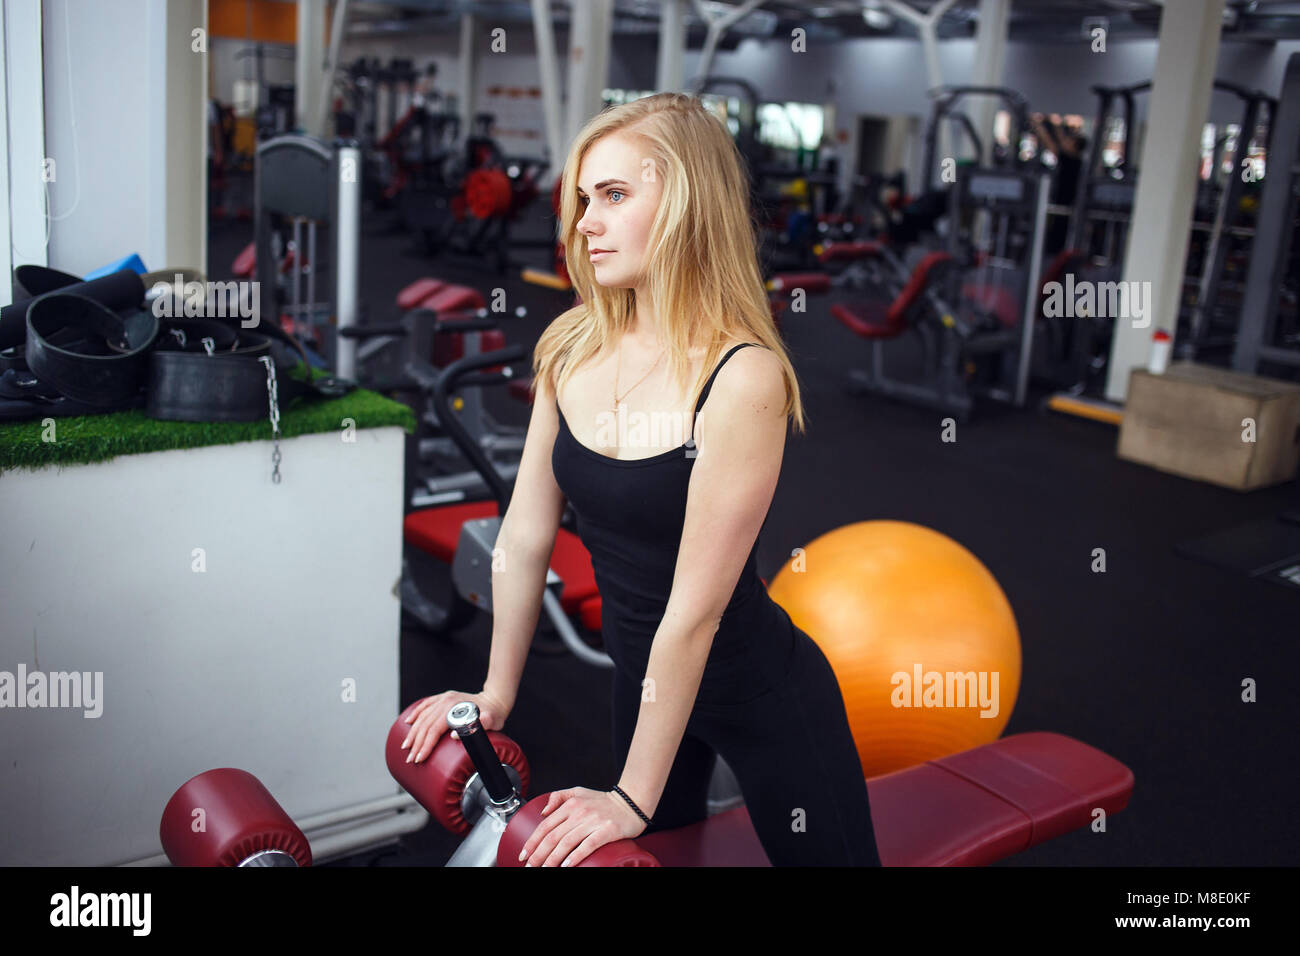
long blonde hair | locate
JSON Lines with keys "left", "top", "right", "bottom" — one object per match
{"left": 532, "top": 92, "right": 806, "bottom": 434}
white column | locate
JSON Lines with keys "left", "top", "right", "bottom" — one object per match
{"left": 166, "top": 0, "right": 207, "bottom": 272}
{"left": 1105, "top": 0, "right": 1225, "bottom": 402}
{"left": 334, "top": 143, "right": 360, "bottom": 380}
{"left": 459, "top": 9, "right": 478, "bottom": 140}
{"left": 969, "top": 0, "right": 1010, "bottom": 164}
{"left": 0, "top": 0, "right": 48, "bottom": 304}
{"left": 883, "top": 0, "right": 958, "bottom": 187}
{"left": 296, "top": 0, "right": 326, "bottom": 136}
{"left": 565, "top": 0, "right": 614, "bottom": 146}
{"left": 41, "top": 0, "right": 205, "bottom": 274}
{"left": 531, "top": 0, "right": 565, "bottom": 184}
{"left": 656, "top": 0, "right": 687, "bottom": 92}
{"left": 316, "top": 0, "right": 351, "bottom": 138}
{"left": 688, "top": 0, "right": 762, "bottom": 88}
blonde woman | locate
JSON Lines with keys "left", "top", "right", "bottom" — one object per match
{"left": 401, "top": 93, "right": 882, "bottom": 868}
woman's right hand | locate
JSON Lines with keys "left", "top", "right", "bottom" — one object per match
{"left": 399, "top": 688, "right": 512, "bottom": 764}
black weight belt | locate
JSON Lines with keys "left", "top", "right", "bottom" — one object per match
{"left": 146, "top": 315, "right": 351, "bottom": 422}
{"left": 0, "top": 277, "right": 353, "bottom": 423}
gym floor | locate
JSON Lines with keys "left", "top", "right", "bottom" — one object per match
{"left": 209, "top": 193, "right": 1298, "bottom": 867}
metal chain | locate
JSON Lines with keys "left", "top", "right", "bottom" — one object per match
{"left": 260, "top": 356, "right": 282, "bottom": 485}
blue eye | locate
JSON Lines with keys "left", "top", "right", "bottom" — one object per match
{"left": 578, "top": 191, "right": 624, "bottom": 205}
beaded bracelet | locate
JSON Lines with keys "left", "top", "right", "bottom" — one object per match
{"left": 612, "top": 785, "right": 652, "bottom": 826}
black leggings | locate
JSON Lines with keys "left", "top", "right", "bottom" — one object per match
{"left": 610, "top": 623, "right": 883, "bottom": 867}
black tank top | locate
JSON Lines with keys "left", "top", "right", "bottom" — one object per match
{"left": 552, "top": 342, "right": 787, "bottom": 684}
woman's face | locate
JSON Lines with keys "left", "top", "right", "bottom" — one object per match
{"left": 574, "top": 132, "right": 664, "bottom": 289}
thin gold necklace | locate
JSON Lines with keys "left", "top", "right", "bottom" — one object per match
{"left": 613, "top": 338, "right": 666, "bottom": 412}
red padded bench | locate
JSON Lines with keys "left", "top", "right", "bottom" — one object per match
{"left": 640, "top": 731, "right": 1132, "bottom": 866}
{"left": 496, "top": 731, "right": 1133, "bottom": 866}
{"left": 396, "top": 277, "right": 448, "bottom": 311}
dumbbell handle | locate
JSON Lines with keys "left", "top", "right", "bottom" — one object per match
{"left": 446, "top": 702, "right": 517, "bottom": 805}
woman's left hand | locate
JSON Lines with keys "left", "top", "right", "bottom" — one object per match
{"left": 517, "top": 787, "right": 648, "bottom": 867}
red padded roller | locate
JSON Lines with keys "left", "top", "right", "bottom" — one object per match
{"left": 160, "top": 768, "right": 311, "bottom": 867}
{"left": 386, "top": 699, "right": 531, "bottom": 836}
{"left": 496, "top": 795, "right": 660, "bottom": 867}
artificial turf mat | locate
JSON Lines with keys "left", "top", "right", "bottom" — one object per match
{"left": 0, "top": 364, "right": 416, "bottom": 474}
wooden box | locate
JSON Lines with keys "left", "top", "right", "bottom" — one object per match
{"left": 1117, "top": 362, "right": 1300, "bottom": 490}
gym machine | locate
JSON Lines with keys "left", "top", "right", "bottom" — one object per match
{"left": 253, "top": 133, "right": 361, "bottom": 377}
{"left": 1186, "top": 81, "right": 1277, "bottom": 356}
{"left": 817, "top": 167, "right": 1048, "bottom": 423}
{"left": 1233, "top": 52, "right": 1300, "bottom": 380}
{"left": 234, "top": 45, "right": 297, "bottom": 141}
{"left": 251, "top": 133, "right": 527, "bottom": 506}
{"left": 396, "top": 345, "right": 609, "bottom": 664}
{"left": 921, "top": 85, "right": 1037, "bottom": 189}
{"left": 1067, "top": 79, "right": 1278, "bottom": 361}
{"left": 836, "top": 85, "right": 1048, "bottom": 421}
{"left": 946, "top": 167, "right": 1050, "bottom": 414}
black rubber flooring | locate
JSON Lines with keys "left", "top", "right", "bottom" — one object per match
{"left": 209, "top": 188, "right": 1299, "bottom": 868}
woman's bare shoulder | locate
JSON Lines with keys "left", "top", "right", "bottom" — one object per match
{"left": 695, "top": 341, "right": 784, "bottom": 445}
{"left": 715, "top": 341, "right": 783, "bottom": 395}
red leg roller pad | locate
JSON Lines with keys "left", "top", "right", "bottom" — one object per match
{"left": 386, "top": 700, "right": 531, "bottom": 836}
{"left": 496, "top": 795, "right": 661, "bottom": 867}
{"left": 159, "top": 768, "right": 311, "bottom": 867}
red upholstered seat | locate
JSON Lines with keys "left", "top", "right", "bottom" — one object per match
{"left": 578, "top": 595, "right": 602, "bottom": 631}
{"left": 396, "top": 277, "right": 447, "bottom": 311}
{"left": 889, "top": 250, "right": 953, "bottom": 325}
{"left": 832, "top": 300, "right": 898, "bottom": 339}
{"left": 403, "top": 502, "right": 599, "bottom": 615}
{"left": 961, "top": 281, "right": 1021, "bottom": 328}
{"left": 403, "top": 501, "right": 498, "bottom": 564}
{"left": 832, "top": 250, "right": 955, "bottom": 341}
{"left": 419, "top": 282, "right": 485, "bottom": 314}
{"left": 546, "top": 530, "right": 600, "bottom": 614}
{"left": 631, "top": 732, "right": 1134, "bottom": 867}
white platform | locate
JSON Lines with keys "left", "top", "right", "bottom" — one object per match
{"left": 0, "top": 426, "right": 428, "bottom": 865}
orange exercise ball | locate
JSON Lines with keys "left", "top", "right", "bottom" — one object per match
{"left": 767, "top": 520, "right": 1021, "bottom": 779}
